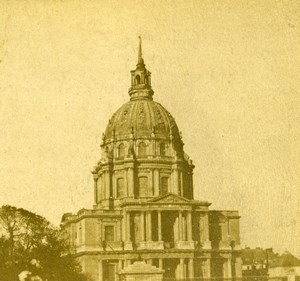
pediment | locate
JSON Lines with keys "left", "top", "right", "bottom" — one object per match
{"left": 147, "top": 193, "right": 191, "bottom": 204}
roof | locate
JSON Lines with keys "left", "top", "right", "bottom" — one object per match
{"left": 241, "top": 248, "right": 278, "bottom": 265}
{"left": 271, "top": 252, "right": 300, "bottom": 268}
{"left": 104, "top": 99, "right": 181, "bottom": 142}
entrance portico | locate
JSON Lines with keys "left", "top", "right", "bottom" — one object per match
{"left": 120, "top": 193, "right": 209, "bottom": 250}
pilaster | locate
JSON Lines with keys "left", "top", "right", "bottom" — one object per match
{"left": 199, "top": 212, "right": 211, "bottom": 249}
{"left": 127, "top": 167, "right": 135, "bottom": 198}
{"left": 158, "top": 210, "right": 162, "bottom": 241}
{"left": 98, "top": 260, "right": 102, "bottom": 281}
{"left": 146, "top": 211, "right": 152, "bottom": 241}
{"left": 154, "top": 169, "right": 159, "bottom": 196}
{"left": 188, "top": 259, "right": 194, "bottom": 279}
{"left": 124, "top": 211, "right": 132, "bottom": 250}
{"left": 140, "top": 211, "right": 145, "bottom": 241}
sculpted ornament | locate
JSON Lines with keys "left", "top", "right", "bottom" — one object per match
{"left": 137, "top": 103, "right": 146, "bottom": 128}
{"left": 155, "top": 108, "right": 165, "bottom": 130}
{"left": 120, "top": 107, "right": 129, "bottom": 126}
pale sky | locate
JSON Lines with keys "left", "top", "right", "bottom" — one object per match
{"left": 0, "top": 0, "right": 299, "bottom": 256}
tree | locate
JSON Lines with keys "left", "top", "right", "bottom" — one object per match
{"left": 0, "top": 205, "right": 88, "bottom": 281}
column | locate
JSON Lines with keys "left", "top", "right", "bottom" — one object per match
{"left": 82, "top": 220, "right": 86, "bottom": 245}
{"left": 98, "top": 219, "right": 102, "bottom": 246}
{"left": 182, "top": 215, "right": 187, "bottom": 241}
{"left": 124, "top": 169, "right": 128, "bottom": 197}
{"left": 117, "top": 220, "right": 121, "bottom": 242}
{"left": 112, "top": 174, "right": 116, "bottom": 198}
{"left": 158, "top": 211, "right": 162, "bottom": 241}
{"left": 118, "top": 260, "right": 123, "bottom": 273}
{"left": 126, "top": 212, "right": 131, "bottom": 241}
{"left": 203, "top": 259, "right": 211, "bottom": 279}
{"left": 178, "top": 211, "right": 183, "bottom": 241}
{"left": 122, "top": 211, "right": 126, "bottom": 242}
{"left": 189, "top": 171, "right": 194, "bottom": 199}
{"left": 154, "top": 169, "right": 160, "bottom": 196}
{"left": 234, "top": 256, "right": 243, "bottom": 278}
{"left": 179, "top": 258, "right": 185, "bottom": 279}
{"left": 204, "top": 213, "right": 210, "bottom": 243}
{"left": 188, "top": 259, "right": 194, "bottom": 279}
{"left": 159, "top": 259, "right": 163, "bottom": 269}
{"left": 180, "top": 173, "right": 183, "bottom": 196}
{"left": 149, "top": 170, "right": 154, "bottom": 196}
{"left": 227, "top": 258, "right": 232, "bottom": 279}
{"left": 98, "top": 260, "right": 103, "bottom": 281}
{"left": 127, "top": 167, "right": 134, "bottom": 197}
{"left": 200, "top": 213, "right": 211, "bottom": 249}
{"left": 93, "top": 177, "right": 98, "bottom": 204}
{"left": 105, "top": 170, "right": 111, "bottom": 198}
{"left": 220, "top": 219, "right": 230, "bottom": 249}
{"left": 146, "top": 211, "right": 152, "bottom": 241}
{"left": 187, "top": 211, "right": 192, "bottom": 241}
{"left": 174, "top": 216, "right": 179, "bottom": 241}
{"left": 173, "top": 168, "right": 179, "bottom": 194}
{"left": 124, "top": 211, "right": 133, "bottom": 250}
{"left": 140, "top": 211, "right": 145, "bottom": 241}
{"left": 222, "top": 258, "right": 232, "bottom": 279}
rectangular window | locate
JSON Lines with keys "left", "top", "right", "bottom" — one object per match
{"left": 138, "top": 176, "right": 148, "bottom": 197}
{"left": 160, "top": 177, "right": 169, "bottom": 195}
{"left": 104, "top": 225, "right": 115, "bottom": 242}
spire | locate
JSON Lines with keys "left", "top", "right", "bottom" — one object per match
{"left": 137, "top": 36, "right": 145, "bottom": 68}
{"left": 129, "top": 37, "right": 153, "bottom": 100}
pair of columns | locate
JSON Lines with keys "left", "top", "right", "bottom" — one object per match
{"left": 139, "top": 211, "right": 162, "bottom": 241}
{"left": 223, "top": 257, "right": 233, "bottom": 279}
{"left": 94, "top": 167, "right": 136, "bottom": 204}
{"left": 121, "top": 210, "right": 161, "bottom": 242}
{"left": 176, "top": 258, "right": 194, "bottom": 279}
{"left": 178, "top": 211, "right": 193, "bottom": 241}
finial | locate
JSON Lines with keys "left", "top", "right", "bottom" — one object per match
{"left": 137, "top": 36, "right": 144, "bottom": 66}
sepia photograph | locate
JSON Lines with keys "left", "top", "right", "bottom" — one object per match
{"left": 0, "top": 1, "right": 299, "bottom": 281}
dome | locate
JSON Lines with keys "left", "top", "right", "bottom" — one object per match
{"left": 103, "top": 36, "right": 182, "bottom": 147}
{"left": 104, "top": 99, "right": 181, "bottom": 141}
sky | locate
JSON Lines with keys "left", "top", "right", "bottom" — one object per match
{"left": 0, "top": 0, "right": 299, "bottom": 257}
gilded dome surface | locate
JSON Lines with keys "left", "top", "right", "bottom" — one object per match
{"left": 104, "top": 99, "right": 180, "bottom": 141}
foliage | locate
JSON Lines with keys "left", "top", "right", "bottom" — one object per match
{"left": 0, "top": 205, "right": 88, "bottom": 281}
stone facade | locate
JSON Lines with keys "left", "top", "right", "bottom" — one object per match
{"left": 61, "top": 38, "right": 242, "bottom": 281}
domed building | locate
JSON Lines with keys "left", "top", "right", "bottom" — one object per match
{"left": 61, "top": 38, "right": 242, "bottom": 281}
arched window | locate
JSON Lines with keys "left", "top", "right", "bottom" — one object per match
{"left": 138, "top": 142, "right": 147, "bottom": 157}
{"left": 160, "top": 177, "right": 169, "bottom": 195}
{"left": 118, "top": 143, "right": 125, "bottom": 158}
{"left": 136, "top": 75, "right": 141, "bottom": 85}
{"left": 117, "top": 178, "right": 125, "bottom": 198}
{"left": 137, "top": 176, "right": 148, "bottom": 197}
{"left": 160, "top": 143, "right": 166, "bottom": 156}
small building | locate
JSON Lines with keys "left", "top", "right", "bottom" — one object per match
{"left": 269, "top": 251, "right": 300, "bottom": 281}
{"left": 241, "top": 247, "right": 277, "bottom": 281}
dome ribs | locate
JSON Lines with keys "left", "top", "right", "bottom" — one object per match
{"left": 103, "top": 100, "right": 181, "bottom": 145}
